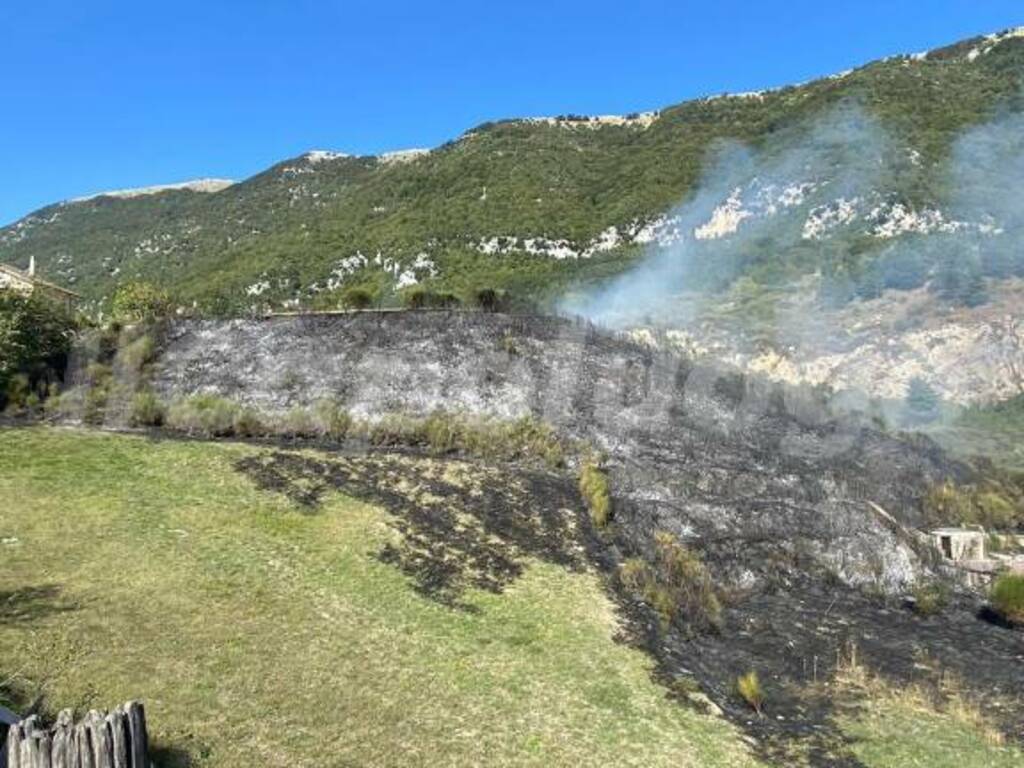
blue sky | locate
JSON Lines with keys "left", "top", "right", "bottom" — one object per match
{"left": 1, "top": 1, "right": 1020, "bottom": 225}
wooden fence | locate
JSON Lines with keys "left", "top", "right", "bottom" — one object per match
{"left": 4, "top": 701, "right": 148, "bottom": 768}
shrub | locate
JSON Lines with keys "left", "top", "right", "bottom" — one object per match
{"left": 910, "top": 581, "right": 950, "bottom": 616}
{"left": 736, "top": 671, "right": 765, "bottom": 716}
{"left": 117, "top": 334, "right": 156, "bottom": 372}
{"left": 500, "top": 333, "right": 520, "bottom": 356}
{"left": 652, "top": 531, "right": 722, "bottom": 631}
{"left": 130, "top": 390, "right": 166, "bottom": 427}
{"left": 232, "top": 407, "right": 265, "bottom": 437}
{"left": 3, "top": 373, "right": 31, "bottom": 412}
{"left": 0, "top": 292, "right": 76, "bottom": 409}
{"left": 111, "top": 282, "right": 171, "bottom": 323}
{"left": 990, "top": 573, "right": 1024, "bottom": 624}
{"left": 364, "top": 411, "right": 564, "bottom": 467}
{"left": 923, "top": 480, "right": 1023, "bottom": 531}
{"left": 904, "top": 376, "right": 940, "bottom": 424}
{"left": 472, "top": 288, "right": 500, "bottom": 312}
{"left": 579, "top": 462, "right": 612, "bottom": 527}
{"left": 400, "top": 288, "right": 460, "bottom": 310}
{"left": 340, "top": 287, "right": 375, "bottom": 310}
{"left": 619, "top": 558, "right": 651, "bottom": 593}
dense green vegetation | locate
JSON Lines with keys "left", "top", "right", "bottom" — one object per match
{"left": 2, "top": 33, "right": 1023, "bottom": 313}
{"left": 0, "top": 293, "right": 76, "bottom": 409}
{"left": 990, "top": 573, "right": 1024, "bottom": 624}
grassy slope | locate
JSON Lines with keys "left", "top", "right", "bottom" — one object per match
{"left": 0, "top": 427, "right": 756, "bottom": 767}
{"left": 0, "top": 426, "right": 1019, "bottom": 766}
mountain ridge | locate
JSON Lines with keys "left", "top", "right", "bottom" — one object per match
{"left": 2, "top": 26, "right": 1024, "bottom": 323}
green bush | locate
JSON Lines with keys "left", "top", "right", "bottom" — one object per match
{"left": 400, "top": 288, "right": 461, "bottom": 310}
{"left": 277, "top": 407, "right": 320, "bottom": 439}
{"left": 117, "top": 333, "right": 156, "bottom": 372}
{"left": 339, "top": 287, "right": 375, "bottom": 310}
{"left": 365, "top": 411, "right": 563, "bottom": 467}
{"left": 232, "top": 407, "right": 266, "bottom": 437}
{"left": 0, "top": 292, "right": 76, "bottom": 409}
{"left": 990, "top": 573, "right": 1024, "bottom": 624}
{"left": 923, "top": 480, "right": 1023, "bottom": 532}
{"left": 579, "top": 462, "right": 612, "bottom": 527}
{"left": 130, "top": 390, "right": 166, "bottom": 427}
{"left": 111, "top": 282, "right": 171, "bottom": 323}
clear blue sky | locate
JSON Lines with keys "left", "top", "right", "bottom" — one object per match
{"left": 1, "top": 1, "right": 1020, "bottom": 225}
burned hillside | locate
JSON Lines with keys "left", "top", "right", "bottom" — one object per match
{"left": 60, "top": 310, "right": 1024, "bottom": 760}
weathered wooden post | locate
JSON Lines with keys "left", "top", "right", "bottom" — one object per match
{"left": 4, "top": 703, "right": 148, "bottom": 768}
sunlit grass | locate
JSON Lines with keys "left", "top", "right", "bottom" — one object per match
{"left": 0, "top": 426, "right": 756, "bottom": 767}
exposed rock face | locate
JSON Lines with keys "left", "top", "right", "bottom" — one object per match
{"left": 650, "top": 282, "right": 1024, "bottom": 406}
{"left": 150, "top": 311, "right": 965, "bottom": 593}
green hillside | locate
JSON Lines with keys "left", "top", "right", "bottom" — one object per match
{"left": 2, "top": 29, "right": 1024, "bottom": 313}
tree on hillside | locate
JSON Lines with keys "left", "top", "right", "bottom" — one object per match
{"left": 111, "top": 281, "right": 172, "bottom": 322}
{"left": 0, "top": 292, "right": 76, "bottom": 407}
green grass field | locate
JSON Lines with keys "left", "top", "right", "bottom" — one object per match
{"left": 0, "top": 426, "right": 1019, "bottom": 767}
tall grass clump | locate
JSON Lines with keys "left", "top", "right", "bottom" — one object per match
{"left": 990, "top": 573, "right": 1024, "bottom": 624}
{"left": 618, "top": 532, "right": 722, "bottom": 633}
{"left": 579, "top": 461, "right": 612, "bottom": 527}
{"left": 312, "top": 399, "right": 353, "bottom": 439}
{"left": 365, "top": 411, "right": 564, "bottom": 467}
{"left": 130, "top": 389, "right": 166, "bottom": 427}
{"left": 736, "top": 671, "right": 765, "bottom": 716}
{"left": 166, "top": 394, "right": 264, "bottom": 438}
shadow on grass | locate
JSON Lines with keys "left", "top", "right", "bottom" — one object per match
{"left": 151, "top": 743, "right": 199, "bottom": 767}
{"left": 0, "top": 584, "right": 77, "bottom": 625}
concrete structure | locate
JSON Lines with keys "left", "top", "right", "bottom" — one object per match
{"left": 930, "top": 526, "right": 986, "bottom": 563}
{"left": 0, "top": 259, "right": 78, "bottom": 312}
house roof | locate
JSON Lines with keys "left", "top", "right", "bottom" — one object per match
{"left": 0, "top": 263, "right": 80, "bottom": 298}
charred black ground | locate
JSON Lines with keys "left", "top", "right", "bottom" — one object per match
{"left": 233, "top": 444, "right": 1024, "bottom": 767}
